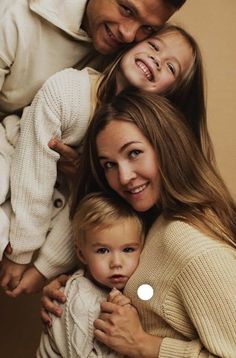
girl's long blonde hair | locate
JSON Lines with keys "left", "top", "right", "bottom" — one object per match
{"left": 71, "top": 90, "right": 236, "bottom": 247}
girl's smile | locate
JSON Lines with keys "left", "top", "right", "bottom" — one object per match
{"left": 96, "top": 119, "right": 161, "bottom": 212}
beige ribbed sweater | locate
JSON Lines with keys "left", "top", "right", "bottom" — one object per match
{"left": 124, "top": 216, "right": 236, "bottom": 358}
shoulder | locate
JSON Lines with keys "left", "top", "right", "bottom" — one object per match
{"left": 37, "top": 68, "right": 92, "bottom": 116}
{"left": 149, "top": 216, "right": 235, "bottom": 267}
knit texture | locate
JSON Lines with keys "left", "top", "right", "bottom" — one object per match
{"left": 0, "top": 0, "right": 93, "bottom": 114}
{"left": 7, "top": 67, "right": 100, "bottom": 266}
{"left": 124, "top": 216, "right": 236, "bottom": 358}
{"left": 37, "top": 269, "right": 123, "bottom": 357}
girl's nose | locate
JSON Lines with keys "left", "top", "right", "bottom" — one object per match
{"left": 150, "top": 55, "right": 161, "bottom": 69}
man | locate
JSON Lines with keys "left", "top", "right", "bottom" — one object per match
{"left": 0, "top": 0, "right": 185, "bottom": 115}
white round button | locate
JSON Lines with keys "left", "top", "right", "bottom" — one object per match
{"left": 137, "top": 284, "right": 153, "bottom": 301}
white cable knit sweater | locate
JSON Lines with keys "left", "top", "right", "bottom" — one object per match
{"left": 7, "top": 67, "right": 101, "bottom": 274}
{"left": 37, "top": 269, "right": 123, "bottom": 357}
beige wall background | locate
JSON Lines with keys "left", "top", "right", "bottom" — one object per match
{"left": 172, "top": 0, "right": 236, "bottom": 198}
{"left": 0, "top": 2, "right": 235, "bottom": 358}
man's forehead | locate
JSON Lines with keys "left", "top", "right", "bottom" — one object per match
{"left": 125, "top": 0, "right": 175, "bottom": 24}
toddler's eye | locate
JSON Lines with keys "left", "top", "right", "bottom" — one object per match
{"left": 123, "top": 247, "right": 135, "bottom": 253}
{"left": 97, "top": 248, "right": 109, "bottom": 254}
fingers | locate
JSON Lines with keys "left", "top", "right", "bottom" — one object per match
{"left": 57, "top": 274, "right": 70, "bottom": 287}
{"left": 48, "top": 138, "right": 78, "bottom": 160}
{"left": 108, "top": 288, "right": 131, "bottom": 306}
{"left": 40, "top": 307, "right": 52, "bottom": 328}
{"left": 5, "top": 243, "right": 13, "bottom": 255}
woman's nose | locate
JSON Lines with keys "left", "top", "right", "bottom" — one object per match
{"left": 118, "top": 165, "right": 136, "bottom": 185}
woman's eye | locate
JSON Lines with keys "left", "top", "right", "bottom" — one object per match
{"left": 103, "top": 161, "right": 115, "bottom": 170}
{"left": 167, "top": 63, "right": 175, "bottom": 75}
{"left": 97, "top": 248, "right": 109, "bottom": 254}
{"left": 130, "top": 149, "right": 141, "bottom": 158}
{"left": 148, "top": 41, "right": 159, "bottom": 51}
{"left": 123, "top": 247, "right": 135, "bottom": 253}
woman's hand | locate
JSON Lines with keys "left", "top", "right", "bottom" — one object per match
{"left": 48, "top": 138, "right": 80, "bottom": 178}
{"left": 94, "top": 301, "right": 162, "bottom": 357}
{"left": 40, "top": 274, "right": 69, "bottom": 327}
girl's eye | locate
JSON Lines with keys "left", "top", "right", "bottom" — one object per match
{"left": 130, "top": 149, "right": 142, "bottom": 158}
{"left": 148, "top": 41, "right": 159, "bottom": 51}
{"left": 167, "top": 63, "right": 175, "bottom": 76}
{"left": 123, "top": 247, "right": 135, "bottom": 253}
{"left": 97, "top": 248, "right": 109, "bottom": 254}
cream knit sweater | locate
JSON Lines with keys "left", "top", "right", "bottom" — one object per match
{"left": 124, "top": 216, "right": 236, "bottom": 358}
{"left": 7, "top": 68, "right": 101, "bottom": 269}
{"left": 37, "top": 269, "right": 123, "bottom": 358}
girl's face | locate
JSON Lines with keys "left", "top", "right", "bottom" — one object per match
{"left": 116, "top": 31, "right": 193, "bottom": 94}
{"left": 96, "top": 120, "right": 160, "bottom": 212}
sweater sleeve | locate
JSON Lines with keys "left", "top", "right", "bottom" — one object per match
{"left": 8, "top": 68, "right": 91, "bottom": 264}
{"left": 34, "top": 201, "right": 77, "bottom": 279}
{"left": 160, "top": 248, "right": 236, "bottom": 358}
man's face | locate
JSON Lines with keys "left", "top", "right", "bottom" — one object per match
{"left": 84, "top": 0, "right": 175, "bottom": 54}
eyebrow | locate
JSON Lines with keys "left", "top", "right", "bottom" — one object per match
{"left": 98, "top": 141, "right": 142, "bottom": 160}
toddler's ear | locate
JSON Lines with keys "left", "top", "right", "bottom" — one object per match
{"left": 76, "top": 246, "right": 87, "bottom": 265}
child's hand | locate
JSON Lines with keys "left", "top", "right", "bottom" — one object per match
{"left": 107, "top": 288, "right": 131, "bottom": 306}
{"left": 5, "top": 266, "right": 46, "bottom": 298}
{"left": 0, "top": 256, "right": 28, "bottom": 292}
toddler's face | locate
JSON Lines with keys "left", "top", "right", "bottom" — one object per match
{"left": 117, "top": 31, "right": 193, "bottom": 94}
{"left": 77, "top": 218, "right": 142, "bottom": 290}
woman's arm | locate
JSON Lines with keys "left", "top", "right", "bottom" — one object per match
{"left": 94, "top": 301, "right": 162, "bottom": 358}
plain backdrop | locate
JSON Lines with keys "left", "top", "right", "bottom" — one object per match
{"left": 0, "top": 1, "right": 235, "bottom": 357}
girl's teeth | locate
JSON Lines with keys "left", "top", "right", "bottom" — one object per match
{"left": 130, "top": 184, "right": 146, "bottom": 194}
{"left": 136, "top": 60, "right": 153, "bottom": 81}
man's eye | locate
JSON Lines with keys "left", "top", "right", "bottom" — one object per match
{"left": 120, "top": 5, "right": 132, "bottom": 16}
{"left": 143, "top": 26, "right": 155, "bottom": 34}
{"left": 97, "top": 248, "right": 109, "bottom": 254}
{"left": 123, "top": 247, "right": 135, "bottom": 253}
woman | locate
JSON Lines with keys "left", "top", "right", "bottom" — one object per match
{"left": 43, "top": 89, "right": 236, "bottom": 357}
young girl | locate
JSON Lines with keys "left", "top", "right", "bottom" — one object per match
{"left": 64, "top": 89, "right": 235, "bottom": 357}
{"left": 38, "top": 191, "right": 144, "bottom": 357}
{"left": 0, "top": 24, "right": 211, "bottom": 296}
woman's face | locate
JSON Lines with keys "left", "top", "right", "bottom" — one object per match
{"left": 116, "top": 31, "right": 193, "bottom": 94}
{"left": 96, "top": 119, "right": 160, "bottom": 212}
